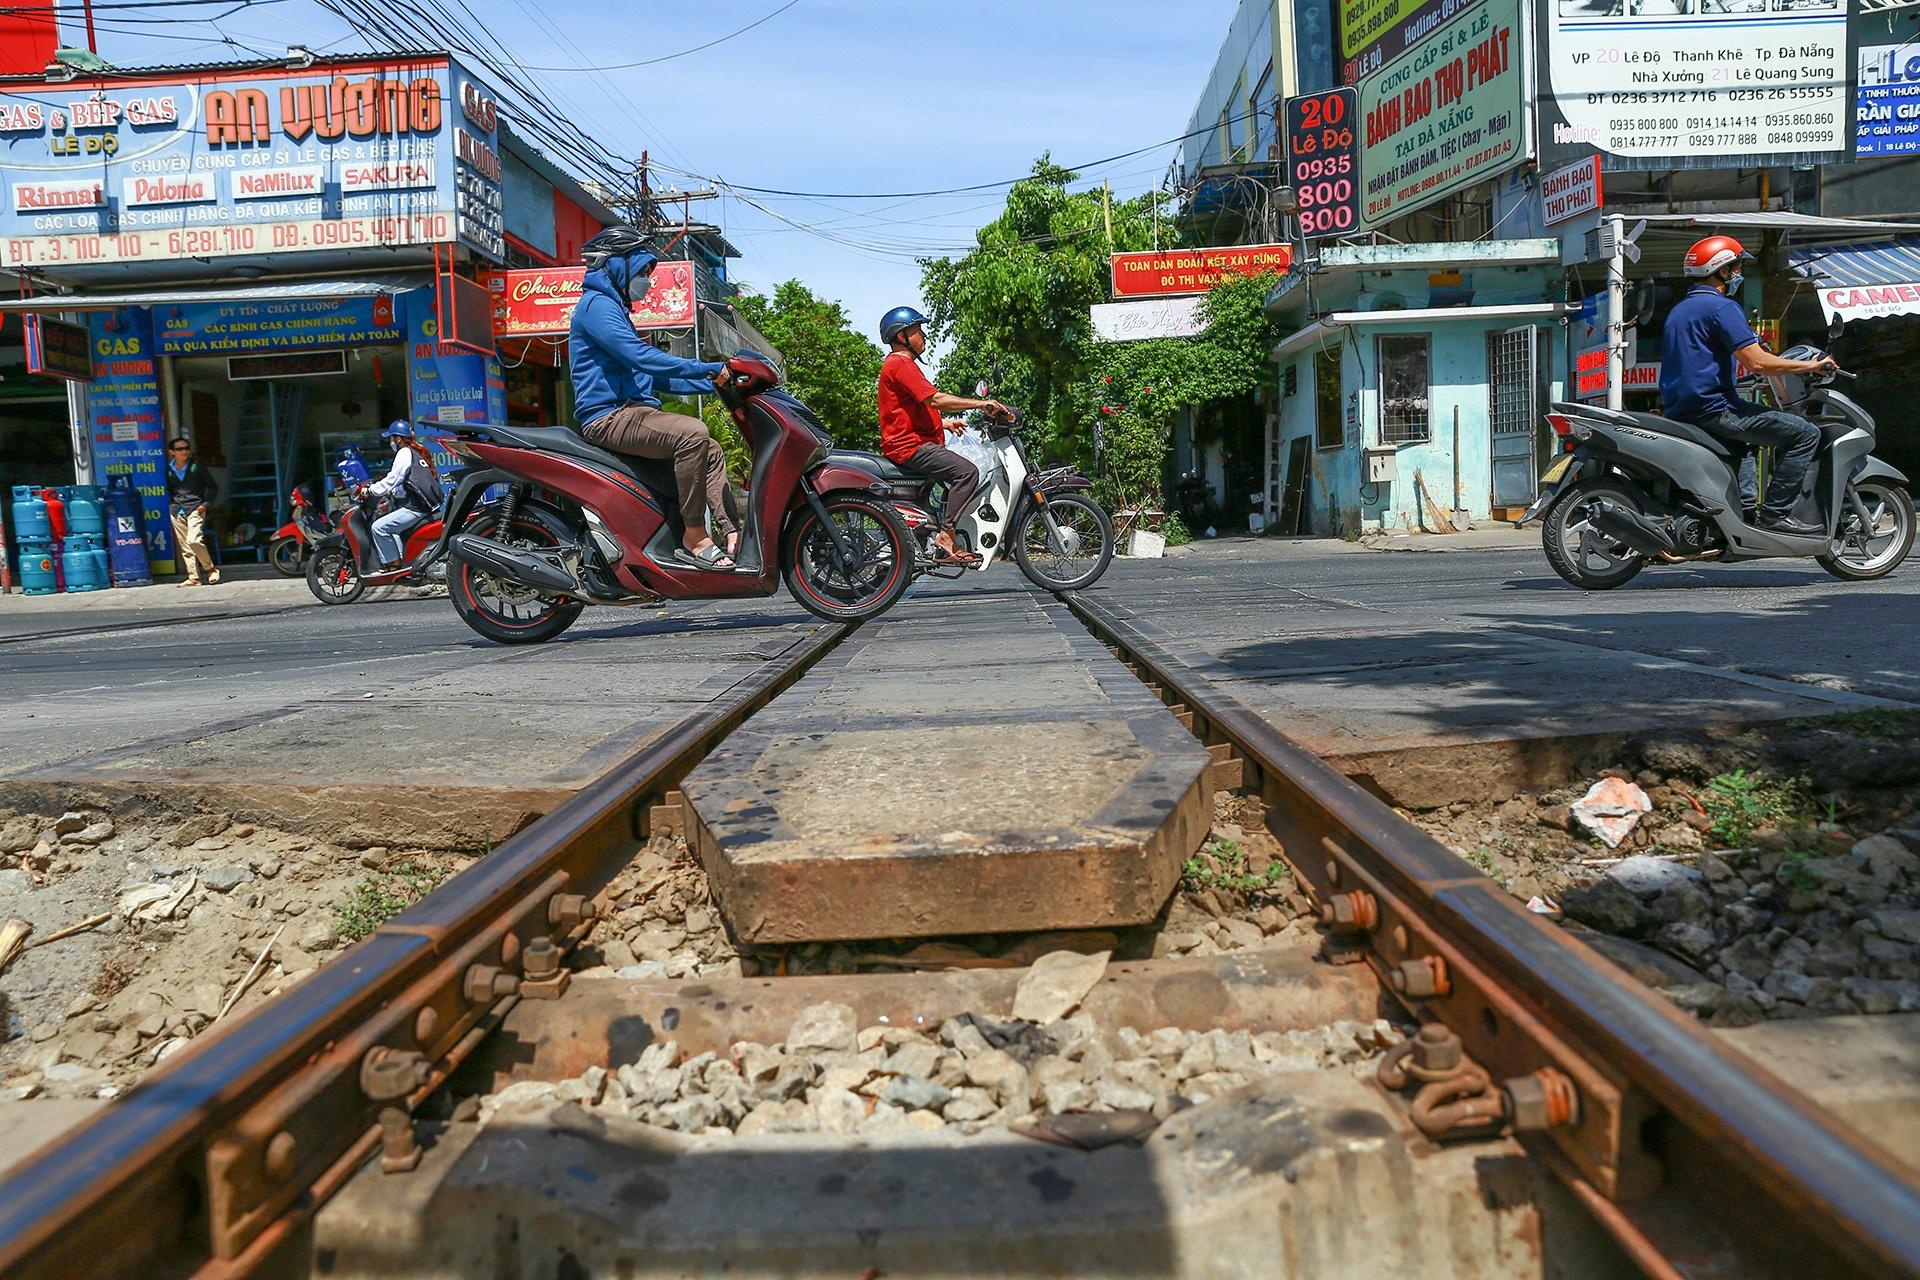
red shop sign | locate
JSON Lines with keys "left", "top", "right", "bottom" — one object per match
{"left": 488, "top": 261, "right": 697, "bottom": 338}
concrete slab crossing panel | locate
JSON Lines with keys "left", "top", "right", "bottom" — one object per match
{"left": 682, "top": 595, "right": 1214, "bottom": 943}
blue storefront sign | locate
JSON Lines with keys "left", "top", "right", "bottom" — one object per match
{"left": 1859, "top": 43, "right": 1920, "bottom": 157}
{"left": 85, "top": 310, "right": 174, "bottom": 569}
{"left": 402, "top": 289, "right": 503, "bottom": 474}
{"left": 0, "top": 55, "right": 502, "bottom": 271}
{"left": 155, "top": 292, "right": 403, "bottom": 356}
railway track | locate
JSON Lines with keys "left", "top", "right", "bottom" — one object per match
{"left": 1, "top": 593, "right": 1917, "bottom": 1279}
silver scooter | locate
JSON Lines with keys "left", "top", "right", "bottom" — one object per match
{"left": 1519, "top": 345, "right": 1914, "bottom": 589}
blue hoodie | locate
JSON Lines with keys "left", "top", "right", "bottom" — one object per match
{"left": 570, "top": 250, "right": 725, "bottom": 425}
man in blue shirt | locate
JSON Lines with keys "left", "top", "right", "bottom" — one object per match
{"left": 571, "top": 226, "right": 736, "bottom": 569}
{"left": 1659, "top": 235, "right": 1835, "bottom": 536}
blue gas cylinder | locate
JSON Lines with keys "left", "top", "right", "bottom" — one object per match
{"left": 17, "top": 540, "right": 56, "bottom": 594}
{"left": 89, "top": 541, "right": 110, "bottom": 587}
{"left": 337, "top": 447, "right": 371, "bottom": 487}
{"left": 104, "top": 477, "right": 151, "bottom": 587}
{"left": 64, "top": 484, "right": 105, "bottom": 538}
{"left": 61, "top": 537, "right": 106, "bottom": 591}
{"left": 10, "top": 485, "right": 50, "bottom": 541}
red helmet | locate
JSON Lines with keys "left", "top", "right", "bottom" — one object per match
{"left": 1684, "top": 234, "right": 1749, "bottom": 278}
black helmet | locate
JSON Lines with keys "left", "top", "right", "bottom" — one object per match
{"left": 582, "top": 225, "right": 652, "bottom": 270}
{"left": 880, "top": 305, "right": 930, "bottom": 347}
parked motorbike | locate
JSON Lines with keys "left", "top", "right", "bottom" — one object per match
{"left": 305, "top": 466, "right": 448, "bottom": 605}
{"left": 267, "top": 483, "right": 332, "bottom": 577}
{"left": 429, "top": 352, "right": 915, "bottom": 644}
{"left": 1520, "top": 345, "right": 1913, "bottom": 589}
{"left": 825, "top": 386, "right": 1114, "bottom": 592}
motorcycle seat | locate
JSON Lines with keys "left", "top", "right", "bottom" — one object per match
{"left": 470, "top": 423, "right": 682, "bottom": 510}
{"left": 1626, "top": 412, "right": 1734, "bottom": 460}
{"left": 828, "top": 449, "right": 916, "bottom": 482}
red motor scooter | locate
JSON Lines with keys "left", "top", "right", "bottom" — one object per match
{"left": 431, "top": 351, "right": 913, "bottom": 644}
{"left": 267, "top": 483, "right": 334, "bottom": 577}
{"left": 305, "top": 481, "right": 447, "bottom": 605}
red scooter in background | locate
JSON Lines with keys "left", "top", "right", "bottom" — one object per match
{"left": 305, "top": 477, "right": 447, "bottom": 605}
{"left": 267, "top": 483, "right": 333, "bottom": 577}
{"left": 432, "top": 351, "right": 914, "bottom": 644}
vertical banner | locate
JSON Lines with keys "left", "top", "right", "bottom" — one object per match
{"left": 1858, "top": 38, "right": 1920, "bottom": 155}
{"left": 0, "top": 0, "right": 58, "bottom": 78}
{"left": 1285, "top": 87, "right": 1363, "bottom": 238}
{"left": 85, "top": 309, "right": 173, "bottom": 569}
{"left": 405, "top": 288, "right": 502, "bottom": 447}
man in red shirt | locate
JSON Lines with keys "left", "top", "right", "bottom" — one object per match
{"left": 876, "top": 306, "right": 1006, "bottom": 565}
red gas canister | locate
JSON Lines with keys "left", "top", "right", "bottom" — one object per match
{"left": 39, "top": 487, "right": 66, "bottom": 539}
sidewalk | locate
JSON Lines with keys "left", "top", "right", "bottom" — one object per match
{"left": 0, "top": 565, "right": 319, "bottom": 641}
{"left": 1156, "top": 524, "right": 1535, "bottom": 560}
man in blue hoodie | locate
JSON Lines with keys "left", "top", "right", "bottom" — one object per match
{"left": 572, "top": 226, "right": 737, "bottom": 568}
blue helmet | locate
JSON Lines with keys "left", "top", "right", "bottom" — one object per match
{"left": 382, "top": 420, "right": 413, "bottom": 440}
{"left": 880, "top": 305, "right": 930, "bottom": 347}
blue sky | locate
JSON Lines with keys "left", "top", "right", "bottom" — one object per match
{"left": 86, "top": 0, "right": 1237, "bottom": 346}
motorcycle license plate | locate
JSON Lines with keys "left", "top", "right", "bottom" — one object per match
{"left": 1539, "top": 454, "right": 1573, "bottom": 485}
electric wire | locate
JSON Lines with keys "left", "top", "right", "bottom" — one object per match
{"left": 508, "top": 0, "right": 802, "bottom": 72}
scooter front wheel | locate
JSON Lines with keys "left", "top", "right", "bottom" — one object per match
{"left": 268, "top": 536, "right": 306, "bottom": 577}
{"left": 1818, "top": 482, "right": 1915, "bottom": 581}
{"left": 782, "top": 496, "right": 913, "bottom": 622}
{"left": 306, "top": 545, "right": 366, "bottom": 604}
{"left": 1013, "top": 493, "right": 1115, "bottom": 592}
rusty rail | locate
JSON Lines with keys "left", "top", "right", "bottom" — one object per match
{"left": 0, "top": 623, "right": 851, "bottom": 1280}
{"left": 1064, "top": 592, "right": 1920, "bottom": 1280}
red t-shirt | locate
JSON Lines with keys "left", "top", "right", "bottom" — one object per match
{"left": 878, "top": 352, "right": 942, "bottom": 464}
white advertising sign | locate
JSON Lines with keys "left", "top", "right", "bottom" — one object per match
{"left": 1817, "top": 280, "right": 1920, "bottom": 323}
{"left": 231, "top": 165, "right": 326, "bottom": 200}
{"left": 122, "top": 173, "right": 215, "bottom": 206}
{"left": 1540, "top": 154, "right": 1602, "bottom": 225}
{"left": 1544, "top": 0, "right": 1851, "bottom": 167}
{"left": 11, "top": 177, "right": 103, "bottom": 212}
{"left": 1091, "top": 296, "right": 1207, "bottom": 342}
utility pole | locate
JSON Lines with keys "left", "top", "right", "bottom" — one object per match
{"left": 1606, "top": 213, "right": 1626, "bottom": 413}
{"left": 1101, "top": 182, "right": 1113, "bottom": 254}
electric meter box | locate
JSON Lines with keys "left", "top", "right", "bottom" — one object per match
{"left": 1363, "top": 446, "right": 1398, "bottom": 484}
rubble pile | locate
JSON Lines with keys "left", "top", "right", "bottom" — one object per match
{"left": 483, "top": 991, "right": 1404, "bottom": 1139}
{"left": 1, "top": 806, "right": 464, "bottom": 1098}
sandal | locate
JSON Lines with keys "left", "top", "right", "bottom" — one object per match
{"left": 933, "top": 547, "right": 982, "bottom": 567}
{"left": 674, "top": 544, "right": 737, "bottom": 571}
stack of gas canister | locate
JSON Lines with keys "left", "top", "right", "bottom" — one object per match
{"left": 8, "top": 483, "right": 118, "bottom": 593}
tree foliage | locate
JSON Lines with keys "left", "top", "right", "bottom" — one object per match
{"left": 919, "top": 158, "right": 1280, "bottom": 509}
{"left": 732, "top": 280, "right": 882, "bottom": 450}
{"left": 919, "top": 156, "right": 1167, "bottom": 458}
{"left": 1085, "top": 273, "right": 1281, "bottom": 509}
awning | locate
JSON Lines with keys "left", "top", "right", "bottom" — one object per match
{"left": 1634, "top": 211, "right": 1919, "bottom": 237}
{"left": 0, "top": 272, "right": 429, "bottom": 314}
{"left": 1789, "top": 239, "right": 1920, "bottom": 325}
{"left": 1269, "top": 303, "right": 1566, "bottom": 363}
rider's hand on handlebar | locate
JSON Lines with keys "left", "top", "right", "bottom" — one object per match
{"left": 1808, "top": 354, "right": 1842, "bottom": 377}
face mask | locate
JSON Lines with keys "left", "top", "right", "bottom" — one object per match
{"left": 1727, "top": 272, "right": 1744, "bottom": 295}
{"left": 630, "top": 273, "right": 653, "bottom": 303}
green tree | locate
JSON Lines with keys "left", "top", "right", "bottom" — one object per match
{"left": 1084, "top": 273, "right": 1282, "bottom": 510}
{"left": 919, "top": 156, "right": 1170, "bottom": 464}
{"left": 732, "top": 280, "right": 882, "bottom": 450}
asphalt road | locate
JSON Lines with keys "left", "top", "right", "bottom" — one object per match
{"left": 0, "top": 538, "right": 1912, "bottom": 791}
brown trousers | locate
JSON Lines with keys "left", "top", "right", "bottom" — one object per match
{"left": 582, "top": 404, "right": 735, "bottom": 538}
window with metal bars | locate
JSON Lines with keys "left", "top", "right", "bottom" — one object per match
{"left": 1376, "top": 334, "right": 1431, "bottom": 444}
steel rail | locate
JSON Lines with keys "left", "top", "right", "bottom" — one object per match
{"left": 0, "top": 622, "right": 851, "bottom": 1280}
{"left": 1064, "top": 592, "right": 1920, "bottom": 1280}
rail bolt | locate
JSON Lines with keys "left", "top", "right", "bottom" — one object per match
{"left": 1411, "top": 1022, "right": 1464, "bottom": 1076}
{"left": 519, "top": 935, "right": 572, "bottom": 1001}
{"left": 263, "top": 1131, "right": 298, "bottom": 1182}
{"left": 360, "top": 1046, "right": 430, "bottom": 1102}
{"left": 1319, "top": 890, "right": 1378, "bottom": 934}
{"left": 378, "top": 1104, "right": 422, "bottom": 1175}
{"left": 548, "top": 893, "right": 596, "bottom": 930}
{"left": 1502, "top": 1067, "right": 1581, "bottom": 1132}
{"left": 1389, "top": 955, "right": 1450, "bottom": 999}
{"left": 463, "top": 963, "right": 520, "bottom": 1006}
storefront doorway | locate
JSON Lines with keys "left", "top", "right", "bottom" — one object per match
{"left": 170, "top": 346, "right": 407, "bottom": 555}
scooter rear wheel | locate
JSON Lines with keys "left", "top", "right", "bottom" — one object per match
{"left": 306, "top": 546, "right": 365, "bottom": 604}
{"left": 268, "top": 536, "right": 305, "bottom": 577}
{"left": 782, "top": 496, "right": 913, "bottom": 622}
{"left": 1542, "top": 480, "right": 1646, "bottom": 590}
{"left": 448, "top": 506, "right": 585, "bottom": 645}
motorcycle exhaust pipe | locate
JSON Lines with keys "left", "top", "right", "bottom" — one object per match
{"left": 1586, "top": 499, "right": 1678, "bottom": 558}
{"left": 447, "top": 532, "right": 576, "bottom": 593}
